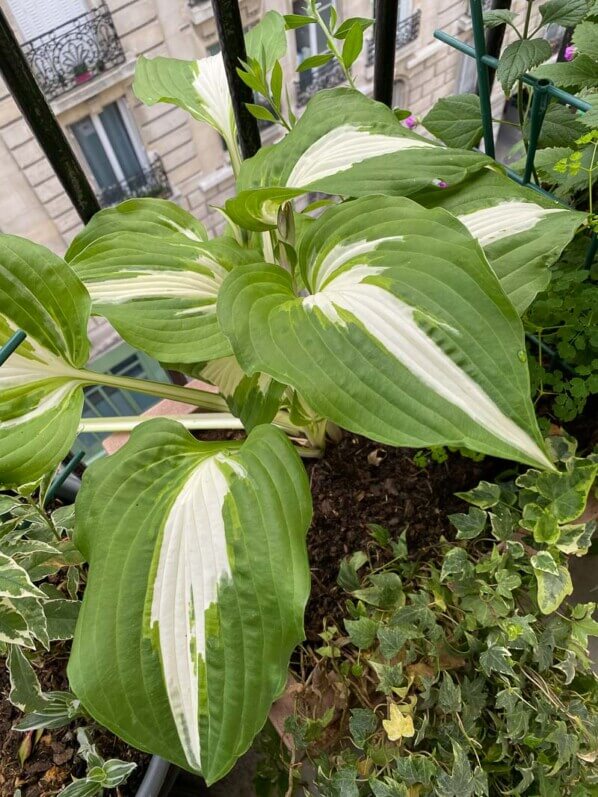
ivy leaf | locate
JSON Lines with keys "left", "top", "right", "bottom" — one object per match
{"left": 338, "top": 551, "right": 368, "bottom": 591}
{"left": 556, "top": 521, "right": 594, "bottom": 555}
{"left": 423, "top": 94, "right": 483, "bottom": 149}
{"left": 483, "top": 9, "right": 518, "bottom": 27}
{"left": 370, "top": 778, "right": 408, "bottom": 797}
{"left": 497, "top": 38, "right": 552, "bottom": 95}
{"left": 394, "top": 755, "right": 438, "bottom": 786}
{"left": 354, "top": 573, "right": 403, "bottom": 609}
{"left": 377, "top": 624, "right": 416, "bottom": 659}
{"left": 531, "top": 552, "right": 573, "bottom": 614}
{"left": 479, "top": 645, "right": 514, "bottom": 676}
{"left": 7, "top": 646, "right": 46, "bottom": 712}
{"left": 455, "top": 481, "right": 501, "bottom": 509}
{"left": 435, "top": 742, "right": 475, "bottom": 797}
{"left": 441, "top": 548, "right": 473, "bottom": 582}
{"left": 438, "top": 672, "right": 462, "bottom": 713}
{"left": 489, "top": 506, "right": 514, "bottom": 541}
{"left": 540, "top": 0, "right": 591, "bottom": 26}
{"left": 547, "top": 721, "right": 578, "bottom": 774}
{"left": 553, "top": 649, "right": 577, "bottom": 684}
{"left": 349, "top": 708, "right": 378, "bottom": 748}
{"left": 370, "top": 661, "right": 404, "bottom": 695}
{"left": 382, "top": 703, "right": 415, "bottom": 741}
{"left": 449, "top": 507, "right": 487, "bottom": 540}
{"left": 345, "top": 616, "right": 378, "bottom": 649}
{"left": 495, "top": 569, "right": 521, "bottom": 599}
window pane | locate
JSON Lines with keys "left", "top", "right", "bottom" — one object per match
{"left": 99, "top": 102, "right": 143, "bottom": 181}
{"left": 71, "top": 116, "right": 118, "bottom": 192}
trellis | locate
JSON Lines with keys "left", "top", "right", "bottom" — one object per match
{"left": 0, "top": 0, "right": 595, "bottom": 447}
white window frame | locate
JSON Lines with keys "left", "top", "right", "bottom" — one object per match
{"left": 81, "top": 99, "right": 149, "bottom": 185}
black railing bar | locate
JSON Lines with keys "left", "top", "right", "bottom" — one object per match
{"left": 0, "top": 8, "right": 101, "bottom": 224}
{"left": 210, "top": 0, "right": 261, "bottom": 160}
{"left": 556, "top": 27, "right": 574, "bottom": 62}
{"left": 21, "top": 1, "right": 108, "bottom": 47}
{"left": 373, "top": 0, "right": 399, "bottom": 107}
{"left": 483, "top": 0, "right": 512, "bottom": 92}
{"left": 435, "top": 30, "right": 591, "bottom": 112}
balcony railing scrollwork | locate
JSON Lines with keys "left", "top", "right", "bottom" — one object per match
{"left": 295, "top": 59, "right": 346, "bottom": 107}
{"left": 21, "top": 2, "right": 126, "bottom": 101}
{"left": 367, "top": 9, "right": 421, "bottom": 66}
{"left": 97, "top": 155, "right": 172, "bottom": 208}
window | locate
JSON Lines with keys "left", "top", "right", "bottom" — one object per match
{"left": 72, "top": 343, "right": 170, "bottom": 463}
{"left": 8, "top": 0, "right": 88, "bottom": 40}
{"left": 393, "top": 79, "right": 406, "bottom": 108}
{"left": 70, "top": 99, "right": 149, "bottom": 205}
{"left": 455, "top": 52, "right": 477, "bottom": 94}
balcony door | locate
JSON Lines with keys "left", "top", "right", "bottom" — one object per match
{"left": 71, "top": 100, "right": 150, "bottom": 206}
{"left": 8, "top": 0, "right": 88, "bottom": 41}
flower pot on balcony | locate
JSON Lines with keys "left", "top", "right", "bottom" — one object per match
{"left": 73, "top": 64, "right": 92, "bottom": 84}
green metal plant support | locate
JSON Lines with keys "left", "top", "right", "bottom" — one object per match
{"left": 0, "top": 329, "right": 26, "bottom": 367}
{"left": 435, "top": 5, "right": 596, "bottom": 267}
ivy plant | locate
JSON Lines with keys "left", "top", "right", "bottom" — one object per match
{"left": 282, "top": 438, "right": 598, "bottom": 796}
{"left": 0, "top": 7, "right": 591, "bottom": 784}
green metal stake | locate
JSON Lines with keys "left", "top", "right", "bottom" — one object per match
{"left": 0, "top": 329, "right": 26, "bottom": 367}
{"left": 469, "top": 0, "right": 495, "bottom": 158}
{"left": 44, "top": 451, "right": 85, "bottom": 507}
{"left": 584, "top": 233, "right": 597, "bottom": 268}
{"left": 523, "top": 79, "right": 550, "bottom": 185}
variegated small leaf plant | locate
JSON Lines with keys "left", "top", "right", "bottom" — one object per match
{"left": 0, "top": 8, "right": 589, "bottom": 785}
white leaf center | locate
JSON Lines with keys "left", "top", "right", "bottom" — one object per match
{"left": 287, "top": 125, "right": 433, "bottom": 187}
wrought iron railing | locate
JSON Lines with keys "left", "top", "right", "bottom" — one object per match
{"left": 367, "top": 9, "right": 421, "bottom": 66}
{"left": 21, "top": 2, "right": 125, "bottom": 101}
{"left": 97, "top": 155, "right": 171, "bottom": 208}
{"left": 295, "top": 59, "right": 346, "bottom": 107}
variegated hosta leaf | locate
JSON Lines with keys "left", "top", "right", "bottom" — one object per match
{"left": 132, "top": 12, "right": 286, "bottom": 169}
{"left": 0, "top": 235, "right": 91, "bottom": 485}
{"left": 198, "top": 356, "right": 285, "bottom": 429}
{"left": 68, "top": 420, "right": 311, "bottom": 782}
{"left": 419, "top": 169, "right": 585, "bottom": 313}
{"left": 64, "top": 198, "right": 207, "bottom": 262}
{"left": 134, "top": 54, "right": 238, "bottom": 157}
{"left": 68, "top": 233, "right": 261, "bottom": 364}
{"left": 225, "top": 88, "right": 493, "bottom": 230}
{"left": 218, "top": 196, "right": 552, "bottom": 469}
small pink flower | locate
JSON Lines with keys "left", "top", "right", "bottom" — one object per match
{"left": 564, "top": 44, "right": 576, "bottom": 61}
{"left": 433, "top": 178, "right": 448, "bottom": 189}
{"left": 403, "top": 114, "right": 417, "bottom": 129}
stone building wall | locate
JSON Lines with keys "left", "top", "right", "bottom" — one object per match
{"left": 0, "top": 0, "right": 553, "bottom": 255}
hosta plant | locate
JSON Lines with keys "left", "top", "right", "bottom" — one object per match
{"left": 0, "top": 7, "right": 592, "bottom": 784}
{"left": 281, "top": 438, "right": 598, "bottom": 797}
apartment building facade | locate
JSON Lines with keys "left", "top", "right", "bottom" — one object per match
{"left": 0, "top": 0, "right": 554, "bottom": 458}
{"left": 0, "top": 0, "right": 513, "bottom": 253}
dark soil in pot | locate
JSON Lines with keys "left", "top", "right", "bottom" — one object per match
{"left": 302, "top": 433, "right": 500, "bottom": 640}
{"left": 0, "top": 646, "right": 150, "bottom": 797}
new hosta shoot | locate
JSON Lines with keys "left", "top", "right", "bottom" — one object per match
{"left": 0, "top": 7, "right": 592, "bottom": 784}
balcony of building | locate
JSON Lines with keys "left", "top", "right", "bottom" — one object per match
{"left": 367, "top": 9, "right": 421, "bottom": 66}
{"left": 21, "top": 1, "right": 125, "bottom": 101}
{"left": 97, "top": 154, "right": 171, "bottom": 208}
